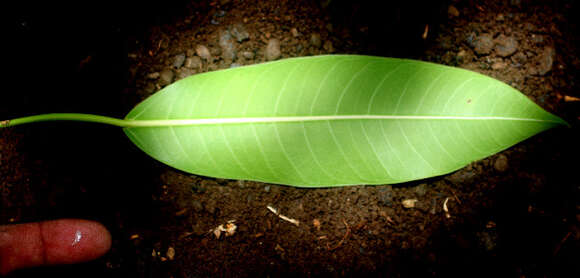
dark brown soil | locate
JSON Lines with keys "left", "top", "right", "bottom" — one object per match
{"left": 2, "top": 0, "right": 579, "bottom": 277}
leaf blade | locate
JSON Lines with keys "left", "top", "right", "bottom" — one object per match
{"left": 124, "top": 55, "right": 567, "bottom": 187}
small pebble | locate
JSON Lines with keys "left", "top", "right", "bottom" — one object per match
{"left": 159, "top": 69, "right": 174, "bottom": 86}
{"left": 166, "top": 247, "right": 175, "bottom": 260}
{"left": 144, "top": 82, "right": 156, "bottom": 94}
{"left": 296, "top": 44, "right": 304, "bottom": 53}
{"left": 513, "top": 52, "right": 527, "bottom": 64}
{"left": 264, "top": 185, "right": 271, "bottom": 192}
{"left": 323, "top": 40, "right": 334, "bottom": 53}
{"left": 378, "top": 186, "right": 393, "bottom": 206}
{"left": 448, "top": 5, "right": 460, "bottom": 17}
{"left": 185, "top": 56, "right": 202, "bottom": 69}
{"left": 265, "top": 38, "right": 281, "bottom": 61}
{"left": 494, "top": 154, "right": 509, "bottom": 172}
{"left": 325, "top": 23, "right": 333, "bottom": 33}
{"left": 176, "top": 68, "right": 195, "bottom": 80}
{"left": 456, "top": 49, "right": 468, "bottom": 62}
{"left": 219, "top": 30, "right": 237, "bottom": 62}
{"left": 291, "top": 28, "right": 300, "bottom": 37}
{"left": 147, "top": 72, "right": 160, "bottom": 79}
{"left": 192, "top": 199, "right": 203, "bottom": 212}
{"left": 491, "top": 61, "right": 507, "bottom": 70}
{"left": 195, "top": 45, "right": 212, "bottom": 61}
{"left": 445, "top": 169, "right": 476, "bottom": 184}
{"left": 402, "top": 199, "right": 418, "bottom": 209}
{"left": 414, "top": 183, "right": 428, "bottom": 197}
{"left": 173, "top": 53, "right": 186, "bottom": 68}
{"left": 215, "top": 10, "right": 226, "bottom": 17}
{"left": 531, "top": 35, "right": 544, "bottom": 44}
{"left": 204, "top": 199, "right": 216, "bottom": 214}
{"left": 310, "top": 33, "right": 322, "bottom": 48}
{"left": 495, "top": 35, "right": 518, "bottom": 57}
{"left": 246, "top": 193, "right": 254, "bottom": 204}
{"left": 230, "top": 23, "right": 250, "bottom": 42}
{"left": 510, "top": 0, "right": 521, "bottom": 6}
{"left": 430, "top": 198, "right": 438, "bottom": 214}
{"left": 496, "top": 13, "right": 505, "bottom": 21}
{"left": 472, "top": 33, "right": 494, "bottom": 55}
{"left": 241, "top": 51, "right": 255, "bottom": 59}
{"left": 534, "top": 46, "right": 555, "bottom": 76}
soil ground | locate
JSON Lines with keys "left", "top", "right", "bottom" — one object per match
{"left": 2, "top": 0, "right": 579, "bottom": 277}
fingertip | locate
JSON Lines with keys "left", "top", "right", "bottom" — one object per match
{"left": 0, "top": 219, "right": 111, "bottom": 275}
{"left": 41, "top": 219, "right": 112, "bottom": 265}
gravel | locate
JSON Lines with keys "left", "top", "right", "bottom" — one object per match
{"left": 159, "top": 69, "right": 174, "bottom": 86}
{"left": 185, "top": 56, "right": 202, "bottom": 69}
{"left": 195, "top": 44, "right": 212, "bottom": 61}
{"left": 265, "top": 38, "right": 281, "bottom": 61}
{"left": 491, "top": 61, "right": 507, "bottom": 70}
{"left": 192, "top": 199, "right": 203, "bottom": 212}
{"left": 472, "top": 33, "right": 494, "bottom": 55}
{"left": 147, "top": 72, "right": 160, "bottom": 79}
{"left": 310, "top": 33, "right": 322, "bottom": 48}
{"left": 513, "top": 52, "right": 527, "bottom": 64}
{"left": 241, "top": 51, "right": 255, "bottom": 59}
{"left": 176, "top": 68, "right": 195, "bottom": 80}
{"left": 230, "top": 23, "right": 250, "bottom": 42}
{"left": 414, "top": 183, "right": 428, "bottom": 197}
{"left": 495, "top": 35, "right": 518, "bottom": 57}
{"left": 219, "top": 30, "right": 237, "bottom": 62}
{"left": 173, "top": 53, "right": 186, "bottom": 68}
{"left": 534, "top": 46, "right": 555, "bottom": 76}
{"left": 323, "top": 40, "right": 334, "bottom": 53}
{"left": 378, "top": 186, "right": 394, "bottom": 206}
{"left": 494, "top": 154, "right": 509, "bottom": 172}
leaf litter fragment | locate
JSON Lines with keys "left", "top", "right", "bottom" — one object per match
{"left": 210, "top": 220, "right": 237, "bottom": 239}
{"left": 443, "top": 197, "right": 451, "bottom": 218}
{"left": 402, "top": 199, "right": 418, "bottom": 208}
{"left": 267, "top": 205, "right": 300, "bottom": 226}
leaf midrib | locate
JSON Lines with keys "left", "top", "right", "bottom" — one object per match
{"left": 123, "top": 115, "right": 563, "bottom": 128}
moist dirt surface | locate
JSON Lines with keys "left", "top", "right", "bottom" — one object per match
{"left": 2, "top": 0, "right": 580, "bottom": 277}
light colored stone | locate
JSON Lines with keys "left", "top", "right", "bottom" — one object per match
{"left": 195, "top": 45, "right": 212, "bottom": 61}
{"left": 159, "top": 69, "right": 174, "bottom": 86}
{"left": 185, "top": 56, "right": 202, "bottom": 69}
{"left": 310, "top": 33, "right": 322, "bottom": 48}
{"left": 494, "top": 154, "right": 509, "bottom": 172}
{"left": 265, "top": 38, "right": 281, "bottom": 61}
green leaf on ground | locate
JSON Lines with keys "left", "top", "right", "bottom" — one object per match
{"left": 122, "top": 55, "right": 567, "bottom": 187}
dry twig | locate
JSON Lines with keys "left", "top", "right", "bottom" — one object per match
{"left": 553, "top": 231, "right": 572, "bottom": 256}
{"left": 267, "top": 205, "right": 300, "bottom": 226}
{"left": 443, "top": 197, "right": 451, "bottom": 218}
{"left": 327, "top": 219, "right": 351, "bottom": 251}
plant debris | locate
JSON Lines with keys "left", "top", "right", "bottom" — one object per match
{"left": 210, "top": 220, "right": 237, "bottom": 239}
{"left": 313, "top": 218, "right": 321, "bottom": 231}
{"left": 166, "top": 247, "right": 175, "bottom": 260}
{"left": 267, "top": 205, "right": 300, "bottom": 226}
{"left": 443, "top": 197, "right": 451, "bottom": 218}
{"left": 327, "top": 220, "right": 351, "bottom": 251}
{"left": 402, "top": 199, "right": 418, "bottom": 208}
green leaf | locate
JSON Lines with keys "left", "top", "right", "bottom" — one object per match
{"left": 121, "top": 55, "right": 567, "bottom": 187}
